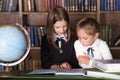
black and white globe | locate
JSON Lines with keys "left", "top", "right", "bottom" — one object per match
{"left": 0, "top": 24, "right": 30, "bottom": 67}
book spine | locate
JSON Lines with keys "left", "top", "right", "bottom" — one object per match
{"left": 30, "top": 0, "right": 35, "bottom": 12}
{"left": 11, "top": 0, "right": 18, "bottom": 12}
{"left": 0, "top": 0, "right": 3, "bottom": 11}
{"left": 34, "top": 26, "right": 40, "bottom": 47}
{"left": 28, "top": 0, "right": 31, "bottom": 11}
{"left": 8, "top": 0, "right": 13, "bottom": 12}
{"left": 30, "top": 25, "right": 35, "bottom": 47}
{"left": 23, "top": 0, "right": 28, "bottom": 12}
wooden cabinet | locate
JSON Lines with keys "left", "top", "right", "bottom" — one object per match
{"left": 0, "top": 0, "right": 120, "bottom": 71}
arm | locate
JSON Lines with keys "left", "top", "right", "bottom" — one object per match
{"left": 68, "top": 36, "right": 81, "bottom": 68}
{"left": 74, "top": 40, "right": 90, "bottom": 68}
{"left": 69, "top": 47, "right": 81, "bottom": 68}
{"left": 99, "top": 41, "right": 113, "bottom": 60}
{"left": 77, "top": 54, "right": 90, "bottom": 64}
{"left": 74, "top": 40, "right": 95, "bottom": 68}
{"left": 41, "top": 35, "right": 53, "bottom": 69}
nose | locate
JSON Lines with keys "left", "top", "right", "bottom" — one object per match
{"left": 60, "top": 27, "right": 65, "bottom": 34}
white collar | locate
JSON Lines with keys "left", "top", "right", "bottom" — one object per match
{"left": 87, "top": 38, "right": 100, "bottom": 48}
{"left": 54, "top": 33, "right": 67, "bottom": 41}
{"left": 79, "top": 38, "right": 100, "bottom": 49}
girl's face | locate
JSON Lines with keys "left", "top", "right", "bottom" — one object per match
{"left": 53, "top": 19, "right": 68, "bottom": 36}
{"left": 77, "top": 28, "right": 98, "bottom": 47}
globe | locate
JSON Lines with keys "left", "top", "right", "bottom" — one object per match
{"left": 0, "top": 24, "right": 30, "bottom": 67}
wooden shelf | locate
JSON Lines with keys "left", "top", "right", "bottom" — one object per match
{"left": 110, "top": 47, "right": 120, "bottom": 50}
{"left": 100, "top": 11, "right": 120, "bottom": 14}
{"left": 31, "top": 47, "right": 41, "bottom": 50}
{"left": 68, "top": 12, "right": 97, "bottom": 14}
{"left": 0, "top": 0, "right": 120, "bottom": 71}
{"left": 22, "top": 12, "right": 48, "bottom": 15}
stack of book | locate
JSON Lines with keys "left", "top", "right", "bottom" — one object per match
{"left": 96, "top": 59, "right": 120, "bottom": 72}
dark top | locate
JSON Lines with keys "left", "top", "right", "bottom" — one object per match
{"left": 41, "top": 34, "right": 80, "bottom": 69}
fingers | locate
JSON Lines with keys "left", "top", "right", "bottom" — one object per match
{"left": 50, "top": 62, "right": 71, "bottom": 70}
{"left": 50, "top": 64, "right": 58, "bottom": 69}
{"left": 60, "top": 62, "right": 71, "bottom": 70}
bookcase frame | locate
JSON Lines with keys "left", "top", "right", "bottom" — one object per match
{"left": 0, "top": 0, "right": 120, "bottom": 71}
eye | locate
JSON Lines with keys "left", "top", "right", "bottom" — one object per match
{"left": 55, "top": 26, "right": 60, "bottom": 29}
{"left": 79, "top": 37, "right": 88, "bottom": 40}
{"left": 64, "top": 25, "right": 67, "bottom": 27}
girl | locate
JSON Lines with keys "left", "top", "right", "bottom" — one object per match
{"left": 74, "top": 17, "right": 113, "bottom": 68}
{"left": 41, "top": 6, "right": 80, "bottom": 69}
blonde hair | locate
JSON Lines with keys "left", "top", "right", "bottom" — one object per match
{"left": 76, "top": 17, "right": 100, "bottom": 36}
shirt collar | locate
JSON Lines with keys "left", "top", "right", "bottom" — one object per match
{"left": 88, "top": 38, "right": 100, "bottom": 48}
{"left": 54, "top": 33, "right": 67, "bottom": 41}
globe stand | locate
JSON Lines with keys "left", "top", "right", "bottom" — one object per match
{"left": 5, "top": 66, "right": 10, "bottom": 72}
{"left": 0, "top": 65, "right": 15, "bottom": 77}
{"left": 0, "top": 66, "right": 25, "bottom": 77}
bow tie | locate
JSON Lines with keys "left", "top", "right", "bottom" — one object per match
{"left": 56, "top": 37, "right": 64, "bottom": 41}
{"left": 87, "top": 47, "right": 94, "bottom": 58}
{"left": 56, "top": 37, "right": 63, "bottom": 53}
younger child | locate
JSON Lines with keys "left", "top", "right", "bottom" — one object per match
{"left": 74, "top": 17, "right": 113, "bottom": 68}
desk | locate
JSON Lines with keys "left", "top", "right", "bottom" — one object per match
{"left": 0, "top": 75, "right": 96, "bottom": 80}
{"left": 0, "top": 71, "right": 94, "bottom": 80}
{"left": 0, "top": 68, "right": 119, "bottom": 80}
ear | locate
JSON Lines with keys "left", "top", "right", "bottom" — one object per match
{"left": 95, "top": 33, "right": 99, "bottom": 39}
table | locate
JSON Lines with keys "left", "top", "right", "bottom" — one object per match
{"left": 0, "top": 68, "right": 120, "bottom": 80}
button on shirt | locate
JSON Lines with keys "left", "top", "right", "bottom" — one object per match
{"left": 54, "top": 33, "right": 67, "bottom": 53}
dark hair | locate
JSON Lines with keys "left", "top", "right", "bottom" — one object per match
{"left": 76, "top": 17, "right": 100, "bottom": 35}
{"left": 47, "top": 6, "right": 70, "bottom": 48}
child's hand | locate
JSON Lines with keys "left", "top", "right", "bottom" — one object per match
{"left": 60, "top": 62, "right": 71, "bottom": 70}
{"left": 50, "top": 64, "right": 59, "bottom": 69}
{"left": 50, "top": 62, "right": 71, "bottom": 70}
{"left": 77, "top": 52, "right": 90, "bottom": 64}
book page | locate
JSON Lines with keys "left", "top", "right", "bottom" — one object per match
{"left": 27, "top": 69, "right": 86, "bottom": 76}
{"left": 55, "top": 69, "right": 86, "bottom": 75}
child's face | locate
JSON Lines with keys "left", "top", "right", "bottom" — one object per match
{"left": 77, "top": 28, "right": 98, "bottom": 47}
{"left": 53, "top": 19, "right": 68, "bottom": 36}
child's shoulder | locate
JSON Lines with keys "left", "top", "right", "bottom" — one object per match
{"left": 97, "top": 38, "right": 106, "bottom": 43}
{"left": 74, "top": 39, "right": 81, "bottom": 45}
{"left": 41, "top": 34, "right": 47, "bottom": 41}
{"left": 96, "top": 38, "right": 107, "bottom": 45}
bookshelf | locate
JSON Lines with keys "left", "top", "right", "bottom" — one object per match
{"left": 0, "top": 0, "right": 120, "bottom": 71}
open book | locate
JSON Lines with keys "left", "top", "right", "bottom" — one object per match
{"left": 27, "top": 69, "right": 86, "bottom": 76}
{"left": 96, "top": 59, "right": 120, "bottom": 72}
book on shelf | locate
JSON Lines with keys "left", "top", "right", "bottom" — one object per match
{"left": 114, "top": 35, "right": 120, "bottom": 46}
{"left": 1, "top": 0, "right": 18, "bottom": 12}
{"left": 100, "top": 0, "right": 119, "bottom": 11}
{"left": 100, "top": 24, "right": 115, "bottom": 46}
{"left": 27, "top": 69, "right": 86, "bottom": 76}
{"left": 22, "top": 0, "right": 97, "bottom": 12}
{"left": 96, "top": 59, "right": 120, "bottom": 72}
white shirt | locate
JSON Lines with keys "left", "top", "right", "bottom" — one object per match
{"left": 74, "top": 38, "right": 113, "bottom": 68}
